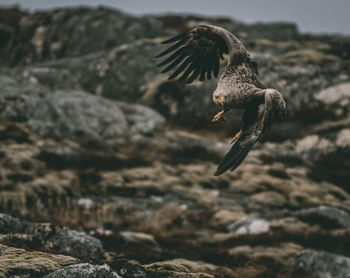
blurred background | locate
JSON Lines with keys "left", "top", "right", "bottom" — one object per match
{"left": 0, "top": 1, "right": 350, "bottom": 277}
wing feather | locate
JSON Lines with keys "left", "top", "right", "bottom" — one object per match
{"left": 213, "top": 50, "right": 220, "bottom": 78}
{"left": 161, "top": 32, "right": 188, "bottom": 44}
{"left": 187, "top": 66, "right": 201, "bottom": 84}
{"left": 155, "top": 25, "right": 231, "bottom": 83}
{"left": 155, "top": 37, "right": 188, "bottom": 58}
{"left": 206, "top": 50, "right": 215, "bottom": 80}
{"left": 178, "top": 63, "right": 195, "bottom": 82}
{"left": 157, "top": 46, "right": 188, "bottom": 67}
{"left": 199, "top": 47, "right": 209, "bottom": 81}
{"left": 161, "top": 52, "right": 187, "bottom": 73}
{"left": 186, "top": 50, "right": 205, "bottom": 83}
{"left": 168, "top": 56, "right": 192, "bottom": 80}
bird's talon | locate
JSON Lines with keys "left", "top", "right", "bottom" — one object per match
{"left": 212, "top": 110, "right": 225, "bottom": 123}
{"left": 231, "top": 130, "right": 242, "bottom": 144}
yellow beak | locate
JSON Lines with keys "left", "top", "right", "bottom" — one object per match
{"left": 219, "top": 96, "right": 225, "bottom": 107}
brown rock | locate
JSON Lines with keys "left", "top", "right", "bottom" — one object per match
{"left": 228, "top": 242, "right": 303, "bottom": 267}
{"left": 251, "top": 191, "right": 287, "bottom": 207}
{"left": 0, "top": 243, "right": 78, "bottom": 277}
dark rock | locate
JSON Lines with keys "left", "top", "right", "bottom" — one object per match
{"left": 295, "top": 206, "right": 350, "bottom": 229}
{"left": 35, "top": 143, "right": 151, "bottom": 170}
{"left": 302, "top": 33, "right": 350, "bottom": 60}
{"left": 0, "top": 73, "right": 165, "bottom": 148}
{"left": 0, "top": 213, "right": 24, "bottom": 234}
{"left": 110, "top": 259, "right": 148, "bottom": 278}
{"left": 25, "top": 224, "right": 104, "bottom": 258}
{"left": 0, "top": 121, "right": 33, "bottom": 143}
{"left": 161, "top": 132, "right": 226, "bottom": 163}
{"left": 308, "top": 146, "right": 350, "bottom": 189}
{"left": 14, "top": 38, "right": 164, "bottom": 102}
{"left": 0, "top": 213, "right": 103, "bottom": 258}
{"left": 0, "top": 6, "right": 170, "bottom": 66}
{"left": 291, "top": 250, "right": 350, "bottom": 278}
{"left": 44, "top": 263, "right": 120, "bottom": 278}
{"left": 260, "top": 133, "right": 350, "bottom": 189}
{"left": 117, "top": 101, "right": 165, "bottom": 138}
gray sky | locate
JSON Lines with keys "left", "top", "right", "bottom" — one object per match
{"left": 1, "top": 0, "right": 349, "bottom": 35}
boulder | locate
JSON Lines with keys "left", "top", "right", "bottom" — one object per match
{"left": 315, "top": 82, "right": 350, "bottom": 107}
{"left": 0, "top": 213, "right": 24, "bottom": 233}
{"left": 291, "top": 250, "right": 350, "bottom": 278}
{"left": 0, "top": 243, "right": 79, "bottom": 278}
{"left": 0, "top": 213, "right": 103, "bottom": 258}
{"left": 44, "top": 263, "right": 120, "bottom": 278}
{"left": 0, "top": 73, "right": 165, "bottom": 148}
{"left": 145, "top": 262, "right": 214, "bottom": 278}
{"left": 295, "top": 206, "right": 350, "bottom": 229}
{"left": 336, "top": 128, "right": 350, "bottom": 148}
{"left": 228, "top": 216, "right": 270, "bottom": 235}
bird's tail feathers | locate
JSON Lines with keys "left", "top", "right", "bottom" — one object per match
{"left": 215, "top": 105, "right": 260, "bottom": 176}
{"left": 214, "top": 130, "right": 258, "bottom": 176}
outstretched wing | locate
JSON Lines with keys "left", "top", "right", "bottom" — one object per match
{"left": 155, "top": 25, "right": 248, "bottom": 84}
{"left": 214, "top": 104, "right": 263, "bottom": 176}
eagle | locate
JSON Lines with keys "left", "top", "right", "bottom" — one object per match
{"left": 155, "top": 25, "right": 286, "bottom": 175}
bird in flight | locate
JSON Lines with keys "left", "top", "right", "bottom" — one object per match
{"left": 155, "top": 24, "right": 286, "bottom": 175}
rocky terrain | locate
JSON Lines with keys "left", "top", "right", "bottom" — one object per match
{"left": 0, "top": 5, "right": 350, "bottom": 278}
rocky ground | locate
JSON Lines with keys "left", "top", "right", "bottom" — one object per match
{"left": 0, "top": 5, "right": 350, "bottom": 278}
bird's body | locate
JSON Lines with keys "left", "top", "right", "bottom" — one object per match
{"left": 156, "top": 24, "right": 286, "bottom": 175}
{"left": 214, "top": 63, "right": 263, "bottom": 110}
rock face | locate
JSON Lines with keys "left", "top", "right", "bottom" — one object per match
{"left": 0, "top": 6, "right": 170, "bottom": 67}
{"left": 0, "top": 72, "right": 165, "bottom": 148}
{"left": 0, "top": 5, "right": 350, "bottom": 278}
